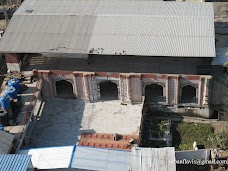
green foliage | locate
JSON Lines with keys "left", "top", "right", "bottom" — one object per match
{"left": 179, "top": 143, "right": 193, "bottom": 150}
{"left": 173, "top": 122, "right": 214, "bottom": 150}
{"left": 208, "top": 130, "right": 228, "bottom": 150}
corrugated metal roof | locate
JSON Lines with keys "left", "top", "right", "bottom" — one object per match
{"left": 0, "top": 154, "right": 32, "bottom": 171}
{"left": 0, "top": 130, "right": 14, "bottom": 154}
{"left": 212, "top": 47, "right": 228, "bottom": 65}
{"left": 71, "top": 146, "right": 131, "bottom": 171}
{"left": 0, "top": 0, "right": 215, "bottom": 57}
{"left": 131, "top": 147, "right": 176, "bottom": 171}
{"left": 17, "top": 146, "right": 74, "bottom": 169}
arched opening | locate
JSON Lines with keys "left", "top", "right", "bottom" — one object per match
{"left": 99, "top": 81, "right": 118, "bottom": 100}
{"left": 145, "top": 84, "right": 165, "bottom": 103}
{"left": 180, "top": 85, "right": 197, "bottom": 103}
{"left": 56, "top": 80, "right": 75, "bottom": 99}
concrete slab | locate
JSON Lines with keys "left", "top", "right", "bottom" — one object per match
{"left": 26, "top": 99, "right": 142, "bottom": 148}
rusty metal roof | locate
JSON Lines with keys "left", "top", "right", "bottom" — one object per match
{"left": 78, "top": 133, "right": 138, "bottom": 151}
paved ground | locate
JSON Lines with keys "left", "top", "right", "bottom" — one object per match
{"left": 26, "top": 99, "right": 142, "bottom": 148}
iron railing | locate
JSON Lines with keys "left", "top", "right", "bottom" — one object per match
{"left": 145, "top": 96, "right": 166, "bottom": 103}
{"left": 180, "top": 97, "right": 198, "bottom": 103}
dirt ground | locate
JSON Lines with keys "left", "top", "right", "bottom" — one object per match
{"left": 212, "top": 122, "right": 228, "bottom": 134}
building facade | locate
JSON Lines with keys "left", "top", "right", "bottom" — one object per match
{"left": 0, "top": 0, "right": 215, "bottom": 118}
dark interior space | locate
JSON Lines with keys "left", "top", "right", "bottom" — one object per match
{"left": 25, "top": 54, "right": 212, "bottom": 75}
{"left": 56, "top": 80, "right": 75, "bottom": 99}
{"left": 145, "top": 84, "right": 164, "bottom": 103}
{"left": 180, "top": 85, "right": 197, "bottom": 103}
{"left": 99, "top": 81, "right": 118, "bottom": 100}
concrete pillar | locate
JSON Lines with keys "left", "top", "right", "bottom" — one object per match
{"left": 73, "top": 72, "right": 84, "bottom": 99}
{"left": 5, "top": 53, "right": 21, "bottom": 72}
{"left": 119, "top": 75, "right": 126, "bottom": 103}
{"left": 175, "top": 76, "right": 179, "bottom": 104}
{"left": 87, "top": 74, "right": 95, "bottom": 101}
{"left": 203, "top": 78, "right": 209, "bottom": 105}
{"left": 198, "top": 77, "right": 202, "bottom": 106}
{"left": 165, "top": 78, "right": 168, "bottom": 103}
{"left": 39, "top": 71, "right": 54, "bottom": 98}
{"left": 126, "top": 76, "right": 131, "bottom": 103}
{"left": 83, "top": 74, "right": 90, "bottom": 102}
{"left": 91, "top": 74, "right": 99, "bottom": 101}
{"left": 168, "top": 76, "right": 178, "bottom": 105}
{"left": 130, "top": 74, "right": 142, "bottom": 104}
{"left": 72, "top": 73, "right": 78, "bottom": 98}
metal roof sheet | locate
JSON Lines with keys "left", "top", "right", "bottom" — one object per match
{"left": 78, "top": 133, "right": 138, "bottom": 151}
{"left": 71, "top": 146, "right": 131, "bottom": 171}
{"left": 17, "top": 146, "right": 74, "bottom": 169}
{"left": 131, "top": 147, "right": 176, "bottom": 171}
{"left": 0, "top": 0, "right": 215, "bottom": 57}
{"left": 0, "top": 130, "right": 14, "bottom": 154}
{"left": 0, "top": 154, "right": 32, "bottom": 171}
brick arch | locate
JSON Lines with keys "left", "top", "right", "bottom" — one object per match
{"left": 54, "top": 79, "right": 76, "bottom": 98}
{"left": 180, "top": 84, "right": 198, "bottom": 103}
{"left": 97, "top": 80, "right": 119, "bottom": 100}
{"left": 143, "top": 82, "right": 165, "bottom": 103}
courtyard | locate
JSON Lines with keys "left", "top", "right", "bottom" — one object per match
{"left": 26, "top": 98, "right": 142, "bottom": 148}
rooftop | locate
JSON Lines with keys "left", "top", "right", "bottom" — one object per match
{"left": 78, "top": 133, "right": 138, "bottom": 151}
{"left": 0, "top": 0, "right": 215, "bottom": 57}
{"left": 0, "top": 130, "right": 14, "bottom": 154}
{"left": 0, "top": 154, "right": 32, "bottom": 171}
{"left": 17, "top": 146, "right": 74, "bottom": 169}
{"left": 131, "top": 147, "right": 176, "bottom": 171}
{"left": 71, "top": 146, "right": 131, "bottom": 171}
{"left": 26, "top": 98, "right": 142, "bottom": 148}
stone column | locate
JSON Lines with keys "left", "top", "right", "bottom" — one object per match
{"left": 5, "top": 53, "right": 21, "bottom": 72}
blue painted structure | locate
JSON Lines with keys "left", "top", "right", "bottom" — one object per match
{"left": 17, "top": 145, "right": 131, "bottom": 170}
{"left": 4, "top": 86, "right": 17, "bottom": 99}
{"left": 8, "top": 78, "right": 20, "bottom": 93}
{"left": 0, "top": 95, "right": 10, "bottom": 110}
{"left": 0, "top": 154, "right": 32, "bottom": 171}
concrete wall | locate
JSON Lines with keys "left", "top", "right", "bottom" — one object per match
{"left": 38, "top": 70, "right": 212, "bottom": 117}
{"left": 38, "top": 71, "right": 212, "bottom": 106}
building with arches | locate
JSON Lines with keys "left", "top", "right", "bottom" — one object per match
{"left": 0, "top": 0, "right": 215, "bottom": 118}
